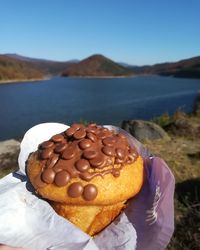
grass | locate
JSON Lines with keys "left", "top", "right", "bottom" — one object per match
{"left": 145, "top": 110, "right": 200, "bottom": 249}
{"left": 167, "top": 179, "right": 200, "bottom": 250}
{"left": 151, "top": 112, "right": 174, "bottom": 128}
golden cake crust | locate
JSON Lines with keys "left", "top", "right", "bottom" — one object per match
{"left": 27, "top": 152, "right": 143, "bottom": 206}
{"left": 51, "top": 201, "right": 125, "bottom": 236}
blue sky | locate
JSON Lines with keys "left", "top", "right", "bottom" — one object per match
{"left": 0, "top": 0, "right": 200, "bottom": 65}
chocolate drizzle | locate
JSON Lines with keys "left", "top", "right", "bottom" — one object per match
{"left": 35, "top": 123, "right": 138, "bottom": 201}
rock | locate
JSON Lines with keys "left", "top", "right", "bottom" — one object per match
{"left": 0, "top": 139, "right": 20, "bottom": 172}
{"left": 121, "top": 120, "right": 170, "bottom": 142}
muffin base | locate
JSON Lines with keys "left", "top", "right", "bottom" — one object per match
{"left": 51, "top": 201, "right": 126, "bottom": 236}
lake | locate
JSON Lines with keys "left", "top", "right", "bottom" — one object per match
{"left": 0, "top": 75, "right": 199, "bottom": 140}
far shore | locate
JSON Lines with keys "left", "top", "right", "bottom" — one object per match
{"left": 63, "top": 74, "right": 136, "bottom": 79}
{"left": 0, "top": 77, "right": 50, "bottom": 84}
{"left": 0, "top": 73, "right": 198, "bottom": 84}
{"left": 0, "top": 75, "right": 136, "bottom": 84}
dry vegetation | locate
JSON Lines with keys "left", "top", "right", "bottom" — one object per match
{"left": 0, "top": 55, "right": 45, "bottom": 82}
{"left": 145, "top": 110, "right": 200, "bottom": 250}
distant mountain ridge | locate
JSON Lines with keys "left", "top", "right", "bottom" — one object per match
{"left": 129, "top": 56, "right": 200, "bottom": 78}
{"left": 0, "top": 53, "right": 200, "bottom": 82}
{"left": 4, "top": 53, "right": 77, "bottom": 76}
{"left": 5, "top": 53, "right": 79, "bottom": 64}
{"left": 4, "top": 53, "right": 56, "bottom": 62}
{"left": 62, "top": 54, "right": 133, "bottom": 77}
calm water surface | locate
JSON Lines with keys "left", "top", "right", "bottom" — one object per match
{"left": 0, "top": 75, "right": 199, "bottom": 140}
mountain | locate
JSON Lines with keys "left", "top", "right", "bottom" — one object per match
{"left": 1, "top": 53, "right": 200, "bottom": 82}
{"left": 4, "top": 53, "right": 77, "bottom": 76}
{"left": 62, "top": 54, "right": 133, "bottom": 77}
{"left": 5, "top": 53, "right": 79, "bottom": 64}
{"left": 129, "top": 56, "right": 200, "bottom": 78}
{"left": 0, "top": 55, "right": 45, "bottom": 82}
{"left": 4, "top": 53, "right": 53, "bottom": 62}
{"left": 117, "top": 62, "right": 136, "bottom": 68}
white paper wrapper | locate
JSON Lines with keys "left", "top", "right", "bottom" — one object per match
{"left": 0, "top": 123, "right": 175, "bottom": 250}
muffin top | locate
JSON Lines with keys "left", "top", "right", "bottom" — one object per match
{"left": 31, "top": 123, "right": 139, "bottom": 201}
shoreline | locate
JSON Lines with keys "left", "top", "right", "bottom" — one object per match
{"left": 63, "top": 74, "right": 136, "bottom": 79}
{"left": 0, "top": 75, "right": 137, "bottom": 83}
{"left": 0, "top": 74, "right": 198, "bottom": 83}
{"left": 0, "top": 77, "right": 50, "bottom": 84}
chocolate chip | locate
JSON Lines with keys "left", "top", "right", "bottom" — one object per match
{"left": 68, "top": 182, "right": 83, "bottom": 198}
{"left": 102, "top": 146, "right": 115, "bottom": 156}
{"left": 62, "top": 147, "right": 75, "bottom": 159}
{"left": 112, "top": 169, "right": 120, "bottom": 177}
{"left": 83, "top": 150, "right": 97, "bottom": 159}
{"left": 116, "top": 148, "right": 125, "bottom": 159}
{"left": 97, "top": 131, "right": 107, "bottom": 139}
{"left": 54, "top": 143, "right": 67, "bottom": 153}
{"left": 65, "top": 127, "right": 76, "bottom": 137}
{"left": 71, "top": 123, "right": 84, "bottom": 131}
{"left": 118, "top": 133, "right": 126, "bottom": 139}
{"left": 46, "top": 154, "right": 59, "bottom": 168}
{"left": 102, "top": 137, "right": 117, "bottom": 146}
{"left": 53, "top": 160, "right": 64, "bottom": 173}
{"left": 101, "top": 128, "right": 109, "bottom": 133}
{"left": 75, "top": 159, "right": 90, "bottom": 172}
{"left": 100, "top": 128, "right": 112, "bottom": 137}
{"left": 129, "top": 148, "right": 138, "bottom": 157}
{"left": 79, "top": 172, "right": 93, "bottom": 181}
{"left": 88, "top": 123, "right": 97, "bottom": 127}
{"left": 40, "top": 148, "right": 53, "bottom": 159}
{"left": 128, "top": 154, "right": 136, "bottom": 162}
{"left": 86, "top": 127, "right": 97, "bottom": 134}
{"left": 51, "top": 134, "right": 64, "bottom": 143}
{"left": 115, "top": 158, "right": 124, "bottom": 164}
{"left": 105, "top": 157, "right": 113, "bottom": 165}
{"left": 86, "top": 132, "right": 97, "bottom": 142}
{"left": 83, "top": 184, "right": 98, "bottom": 201}
{"left": 73, "top": 128, "right": 86, "bottom": 140}
{"left": 40, "top": 140, "right": 54, "bottom": 149}
{"left": 34, "top": 174, "right": 47, "bottom": 188}
{"left": 54, "top": 170, "right": 70, "bottom": 186}
{"left": 79, "top": 139, "right": 92, "bottom": 150}
{"left": 42, "top": 169, "right": 55, "bottom": 184}
{"left": 90, "top": 154, "right": 104, "bottom": 168}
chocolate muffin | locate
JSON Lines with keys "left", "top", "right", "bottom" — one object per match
{"left": 27, "top": 123, "right": 144, "bottom": 236}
